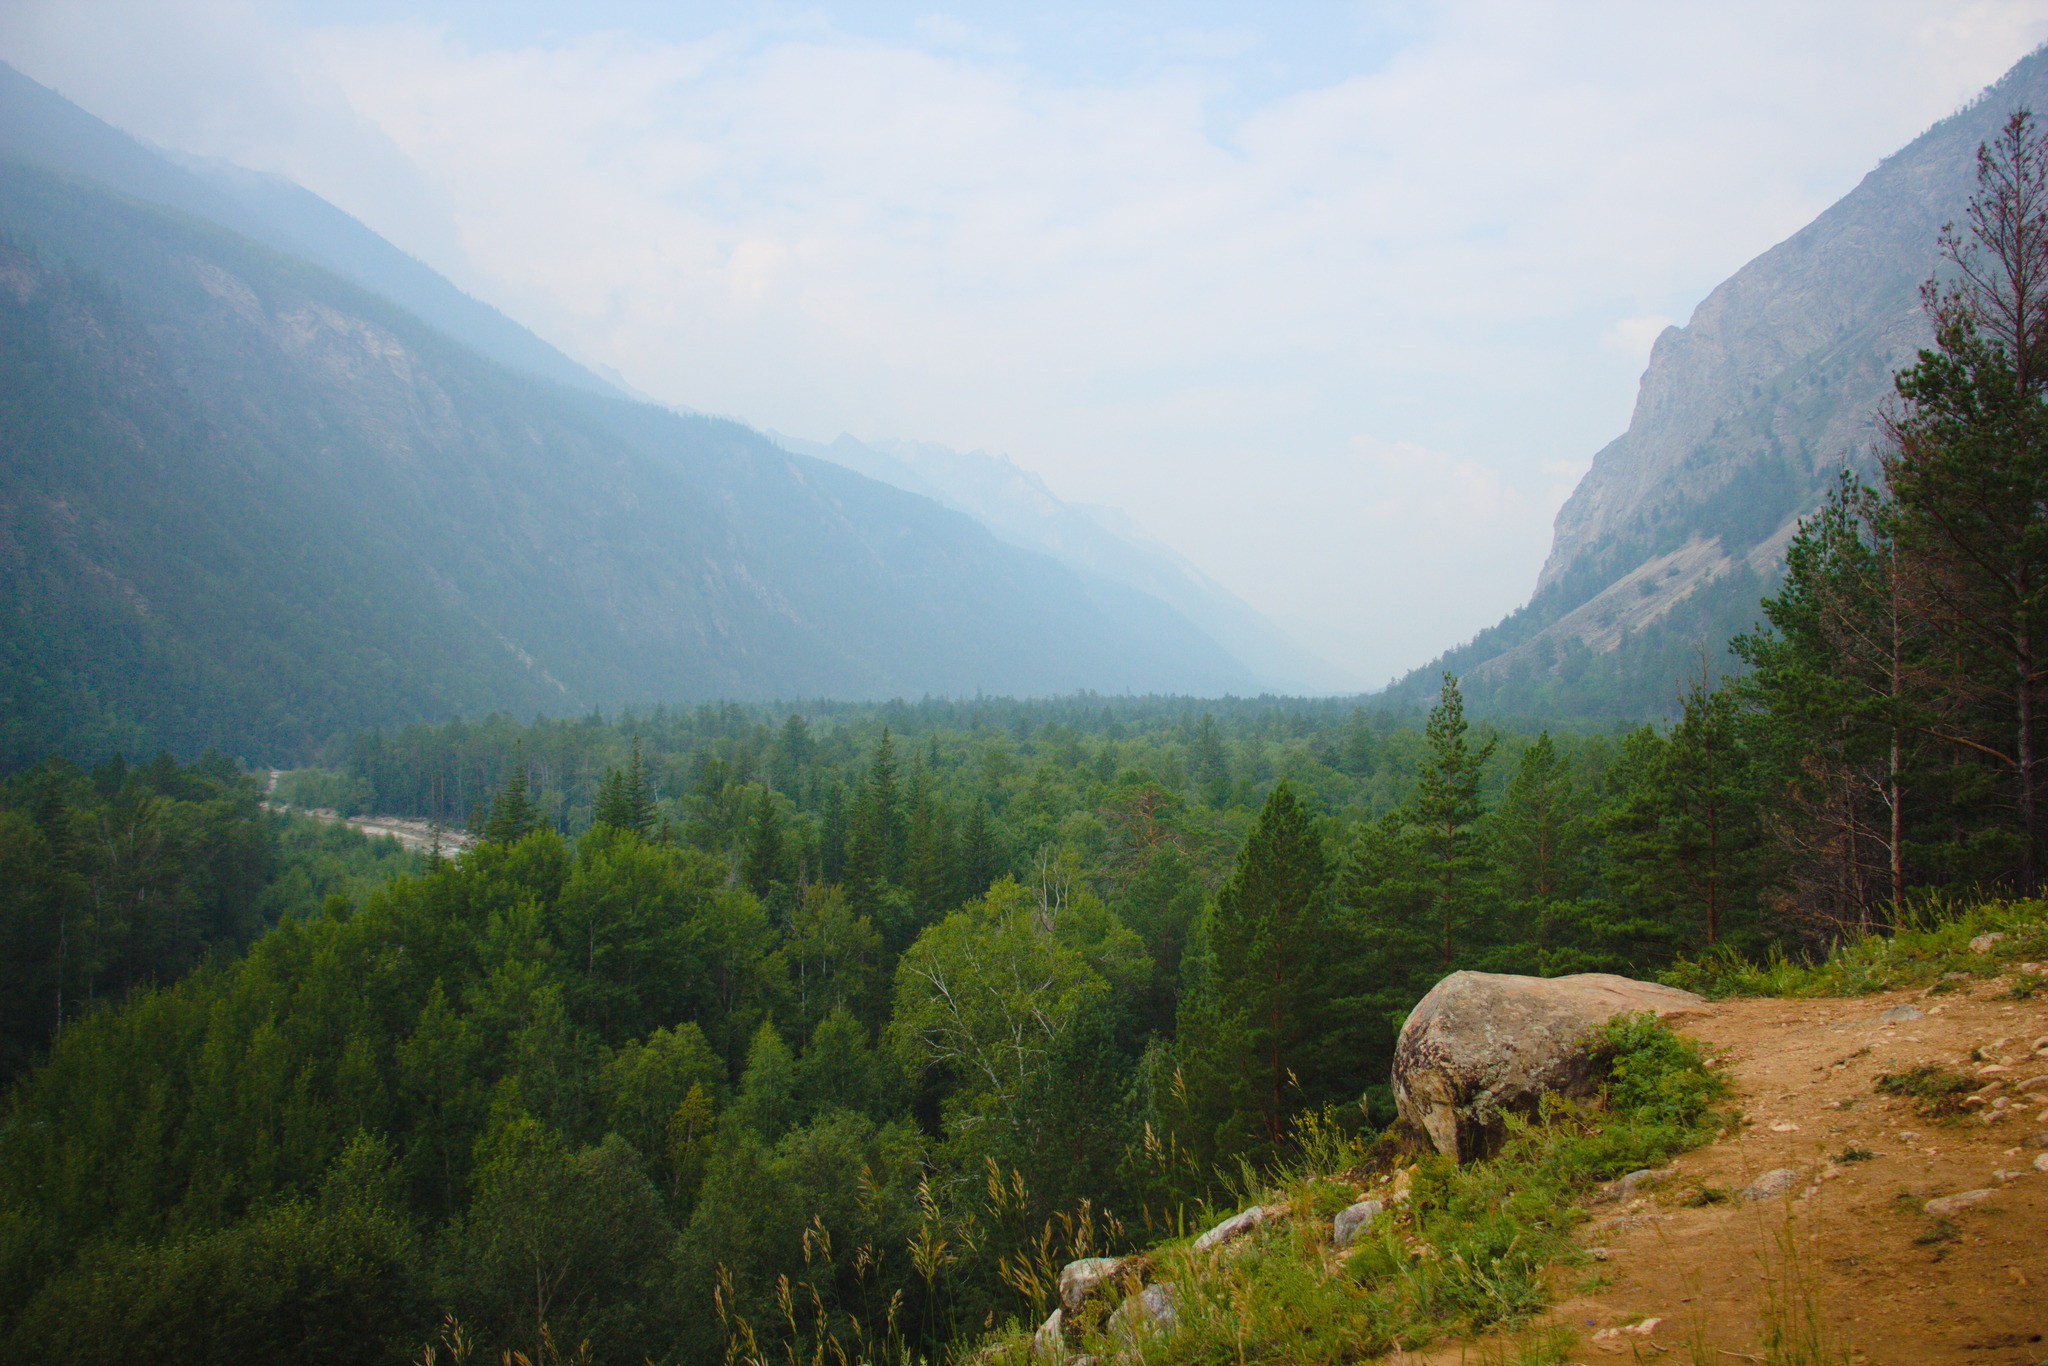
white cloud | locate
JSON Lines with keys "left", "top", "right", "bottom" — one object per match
{"left": 4, "top": 0, "right": 2047, "bottom": 683}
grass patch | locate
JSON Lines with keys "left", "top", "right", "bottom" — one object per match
{"left": 1661, "top": 896, "right": 2048, "bottom": 1000}
{"left": 1874, "top": 1065, "right": 1976, "bottom": 1119}
{"left": 1005, "top": 1015, "right": 1728, "bottom": 1366}
{"left": 1834, "top": 1147, "right": 1875, "bottom": 1164}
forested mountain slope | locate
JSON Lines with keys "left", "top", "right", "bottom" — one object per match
{"left": 0, "top": 159, "right": 1254, "bottom": 765}
{"left": 0, "top": 61, "right": 622, "bottom": 398}
{"left": 1390, "top": 46, "right": 2048, "bottom": 718}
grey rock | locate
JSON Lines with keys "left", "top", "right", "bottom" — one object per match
{"left": 1058, "top": 1258, "right": 1124, "bottom": 1315}
{"left": 1106, "top": 1283, "right": 1179, "bottom": 1353}
{"left": 2022, "top": 1132, "right": 2048, "bottom": 1149}
{"left": 1970, "top": 932, "right": 2008, "bottom": 955}
{"left": 1391, "top": 971, "right": 1708, "bottom": 1162}
{"left": 1331, "top": 1199, "right": 1384, "bottom": 1249}
{"left": 1923, "top": 1188, "right": 1993, "bottom": 1216}
{"left": 1879, "top": 1004, "right": 1924, "bottom": 1023}
{"left": 1033, "top": 1309, "right": 1066, "bottom": 1361}
{"left": 1191, "top": 1205, "right": 1272, "bottom": 1252}
{"left": 1740, "top": 1168, "right": 1803, "bottom": 1202}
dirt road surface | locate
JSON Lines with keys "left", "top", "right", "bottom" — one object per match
{"left": 1409, "top": 976, "right": 2048, "bottom": 1365}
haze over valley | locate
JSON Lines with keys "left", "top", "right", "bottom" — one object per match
{"left": 11, "top": 10, "right": 2048, "bottom": 1366}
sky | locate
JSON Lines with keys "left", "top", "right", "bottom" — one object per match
{"left": 4, "top": 2, "right": 2046, "bottom": 687}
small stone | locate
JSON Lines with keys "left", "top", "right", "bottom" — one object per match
{"left": 2016, "top": 1075, "right": 2048, "bottom": 1093}
{"left": 2032, "top": 1035, "right": 2048, "bottom": 1051}
{"left": 1993, "top": 1167, "right": 2029, "bottom": 1182}
{"left": 1923, "top": 1188, "right": 1994, "bottom": 1216}
{"left": 1331, "top": 1199, "right": 1384, "bottom": 1249}
{"left": 1586, "top": 1246, "right": 1612, "bottom": 1261}
{"left": 1741, "top": 1168, "right": 1803, "bottom": 1201}
{"left": 1880, "top": 1004, "right": 1923, "bottom": 1024}
{"left": 2036, "top": 1151, "right": 2048, "bottom": 1172}
{"left": 1769, "top": 1121, "right": 1800, "bottom": 1132}
{"left": 1616, "top": 1167, "right": 1669, "bottom": 1192}
{"left": 1970, "top": 932, "right": 2008, "bottom": 955}
{"left": 1979, "top": 1063, "right": 2012, "bottom": 1075}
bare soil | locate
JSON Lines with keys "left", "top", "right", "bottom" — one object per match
{"left": 1410, "top": 980, "right": 2048, "bottom": 1365}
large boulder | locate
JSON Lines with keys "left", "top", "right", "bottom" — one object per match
{"left": 1391, "top": 971, "right": 1707, "bottom": 1161}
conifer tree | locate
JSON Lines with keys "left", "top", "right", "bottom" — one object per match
{"left": 1205, "top": 781, "right": 1335, "bottom": 1142}
{"left": 592, "top": 738, "right": 658, "bottom": 838}
{"left": 1487, "top": 731, "right": 1589, "bottom": 962}
{"left": 482, "top": 766, "right": 541, "bottom": 844}
{"left": 1413, "top": 675, "right": 1495, "bottom": 966}
{"left": 1882, "top": 109, "right": 2048, "bottom": 890}
{"left": 741, "top": 788, "right": 786, "bottom": 896}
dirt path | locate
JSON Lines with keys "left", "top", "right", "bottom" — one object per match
{"left": 1412, "top": 976, "right": 2048, "bottom": 1365}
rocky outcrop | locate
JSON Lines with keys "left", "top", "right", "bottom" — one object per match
{"left": 1392, "top": 971, "right": 1708, "bottom": 1162}
{"left": 1391, "top": 50, "right": 2048, "bottom": 713}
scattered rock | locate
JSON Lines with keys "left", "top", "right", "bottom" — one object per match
{"left": 1192, "top": 1205, "right": 1274, "bottom": 1252}
{"left": 1769, "top": 1120, "right": 1801, "bottom": 1132}
{"left": 1592, "top": 1318, "right": 1665, "bottom": 1342}
{"left": 1616, "top": 1166, "right": 1669, "bottom": 1193}
{"left": 1331, "top": 1199, "right": 1384, "bottom": 1249}
{"left": 1585, "top": 1246, "right": 1613, "bottom": 1261}
{"left": 1391, "top": 970, "right": 1708, "bottom": 1161}
{"left": 2015, "top": 1075, "right": 2048, "bottom": 1093}
{"left": 1879, "top": 1004, "right": 1924, "bottom": 1024}
{"left": 1993, "top": 1167, "right": 2030, "bottom": 1182}
{"left": 1923, "top": 1188, "right": 1994, "bottom": 1216}
{"left": 2037, "top": 1151, "right": 2048, "bottom": 1173}
{"left": 1970, "top": 932, "right": 2008, "bottom": 954}
{"left": 1058, "top": 1258, "right": 1125, "bottom": 1314}
{"left": 1740, "top": 1168, "right": 1803, "bottom": 1201}
{"left": 1106, "top": 1282, "right": 1179, "bottom": 1351}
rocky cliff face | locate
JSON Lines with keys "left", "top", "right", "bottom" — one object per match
{"left": 1397, "top": 47, "right": 2048, "bottom": 715}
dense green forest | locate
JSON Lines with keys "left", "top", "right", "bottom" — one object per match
{"left": 8, "top": 100, "right": 2048, "bottom": 1366}
{"left": 0, "top": 751, "right": 418, "bottom": 1086}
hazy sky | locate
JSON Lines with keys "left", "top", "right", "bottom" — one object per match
{"left": 5, "top": 2, "right": 2046, "bottom": 686}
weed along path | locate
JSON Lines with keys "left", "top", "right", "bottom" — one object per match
{"left": 1418, "top": 983, "right": 2048, "bottom": 1365}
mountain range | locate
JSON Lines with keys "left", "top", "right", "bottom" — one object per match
{"left": 1388, "top": 47, "right": 2048, "bottom": 718}
{"left": 0, "top": 64, "right": 1271, "bottom": 766}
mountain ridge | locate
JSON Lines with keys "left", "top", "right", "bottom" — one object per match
{"left": 1391, "top": 46, "right": 2048, "bottom": 717}
{"left": 0, "top": 131, "right": 1258, "bottom": 763}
